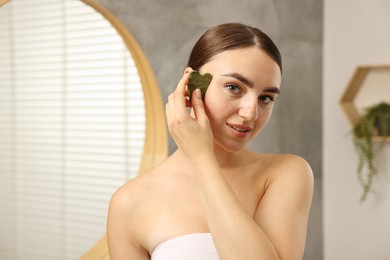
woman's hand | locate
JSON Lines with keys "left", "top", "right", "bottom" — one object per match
{"left": 165, "top": 70, "right": 214, "bottom": 160}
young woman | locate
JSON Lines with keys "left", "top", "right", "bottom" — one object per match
{"left": 107, "top": 23, "right": 313, "bottom": 260}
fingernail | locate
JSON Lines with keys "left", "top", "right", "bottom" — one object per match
{"left": 196, "top": 89, "right": 201, "bottom": 99}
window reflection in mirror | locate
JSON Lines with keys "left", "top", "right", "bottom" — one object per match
{"left": 0, "top": 0, "right": 157, "bottom": 259}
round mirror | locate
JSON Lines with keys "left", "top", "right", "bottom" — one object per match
{"left": 0, "top": 0, "right": 167, "bottom": 259}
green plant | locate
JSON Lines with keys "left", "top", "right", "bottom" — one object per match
{"left": 352, "top": 102, "right": 390, "bottom": 202}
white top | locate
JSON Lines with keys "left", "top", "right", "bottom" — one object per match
{"left": 151, "top": 233, "right": 220, "bottom": 260}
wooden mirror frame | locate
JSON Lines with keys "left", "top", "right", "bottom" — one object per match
{"left": 0, "top": 0, "right": 168, "bottom": 259}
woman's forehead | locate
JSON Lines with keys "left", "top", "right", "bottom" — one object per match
{"left": 201, "top": 48, "right": 282, "bottom": 86}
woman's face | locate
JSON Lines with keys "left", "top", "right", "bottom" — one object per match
{"left": 198, "top": 47, "right": 282, "bottom": 152}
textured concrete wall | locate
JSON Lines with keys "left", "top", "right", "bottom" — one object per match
{"left": 94, "top": 0, "right": 323, "bottom": 259}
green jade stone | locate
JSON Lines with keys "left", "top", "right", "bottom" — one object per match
{"left": 187, "top": 70, "right": 213, "bottom": 102}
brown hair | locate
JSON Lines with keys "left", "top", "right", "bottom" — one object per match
{"left": 187, "top": 23, "right": 282, "bottom": 73}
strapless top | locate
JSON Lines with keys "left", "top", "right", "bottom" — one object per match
{"left": 151, "top": 233, "right": 220, "bottom": 260}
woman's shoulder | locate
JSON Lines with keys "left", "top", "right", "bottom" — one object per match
{"left": 108, "top": 166, "right": 175, "bottom": 247}
{"left": 265, "top": 153, "right": 313, "bottom": 193}
{"left": 248, "top": 152, "right": 313, "bottom": 183}
{"left": 110, "top": 167, "right": 167, "bottom": 210}
{"left": 107, "top": 163, "right": 177, "bottom": 256}
{"left": 109, "top": 155, "right": 184, "bottom": 214}
{"left": 263, "top": 153, "right": 311, "bottom": 167}
{"left": 249, "top": 152, "right": 314, "bottom": 215}
{"left": 247, "top": 150, "right": 310, "bottom": 167}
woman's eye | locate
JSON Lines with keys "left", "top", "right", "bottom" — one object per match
{"left": 226, "top": 84, "right": 241, "bottom": 94}
{"left": 258, "top": 95, "right": 274, "bottom": 104}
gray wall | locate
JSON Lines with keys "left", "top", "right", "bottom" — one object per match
{"left": 95, "top": 0, "right": 323, "bottom": 259}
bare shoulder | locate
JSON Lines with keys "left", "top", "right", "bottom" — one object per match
{"left": 107, "top": 168, "right": 164, "bottom": 259}
{"left": 108, "top": 168, "right": 164, "bottom": 229}
{"left": 110, "top": 171, "right": 157, "bottom": 210}
{"left": 252, "top": 152, "right": 314, "bottom": 214}
{"left": 258, "top": 153, "right": 313, "bottom": 185}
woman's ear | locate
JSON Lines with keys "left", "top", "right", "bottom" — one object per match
{"left": 183, "top": 67, "right": 193, "bottom": 75}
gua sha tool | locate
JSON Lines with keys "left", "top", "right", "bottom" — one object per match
{"left": 187, "top": 70, "right": 213, "bottom": 102}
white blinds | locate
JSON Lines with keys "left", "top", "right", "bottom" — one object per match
{"left": 0, "top": 0, "right": 146, "bottom": 259}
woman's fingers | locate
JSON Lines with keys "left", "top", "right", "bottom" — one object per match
{"left": 191, "top": 89, "right": 209, "bottom": 124}
{"left": 166, "top": 74, "right": 190, "bottom": 130}
{"left": 177, "top": 71, "right": 188, "bottom": 94}
{"left": 175, "top": 69, "right": 190, "bottom": 94}
{"left": 166, "top": 72, "right": 213, "bottom": 157}
{"left": 174, "top": 68, "right": 193, "bottom": 108}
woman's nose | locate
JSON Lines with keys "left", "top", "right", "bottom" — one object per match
{"left": 238, "top": 100, "right": 258, "bottom": 121}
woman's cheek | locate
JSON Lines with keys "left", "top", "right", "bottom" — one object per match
{"left": 256, "top": 112, "right": 272, "bottom": 131}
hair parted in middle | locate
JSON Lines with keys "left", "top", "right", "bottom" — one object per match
{"left": 187, "top": 23, "right": 282, "bottom": 73}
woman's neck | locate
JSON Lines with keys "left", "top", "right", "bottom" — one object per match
{"left": 171, "top": 144, "right": 252, "bottom": 171}
{"left": 212, "top": 144, "right": 251, "bottom": 170}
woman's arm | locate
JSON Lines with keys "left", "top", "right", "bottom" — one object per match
{"left": 254, "top": 155, "right": 314, "bottom": 259}
{"left": 189, "top": 153, "right": 313, "bottom": 260}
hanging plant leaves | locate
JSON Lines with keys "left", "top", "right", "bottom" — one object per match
{"left": 352, "top": 102, "right": 390, "bottom": 202}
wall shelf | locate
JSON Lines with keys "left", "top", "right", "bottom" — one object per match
{"left": 340, "top": 64, "right": 390, "bottom": 141}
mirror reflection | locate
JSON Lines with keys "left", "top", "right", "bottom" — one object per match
{"left": 0, "top": 0, "right": 146, "bottom": 259}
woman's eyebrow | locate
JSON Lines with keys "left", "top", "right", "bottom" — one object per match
{"left": 221, "top": 72, "right": 254, "bottom": 88}
{"left": 263, "top": 87, "right": 280, "bottom": 94}
{"left": 221, "top": 72, "right": 280, "bottom": 94}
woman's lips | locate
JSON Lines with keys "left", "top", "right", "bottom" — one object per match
{"left": 226, "top": 123, "right": 252, "bottom": 138}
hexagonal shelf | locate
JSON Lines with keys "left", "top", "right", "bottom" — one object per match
{"left": 340, "top": 64, "right": 390, "bottom": 141}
